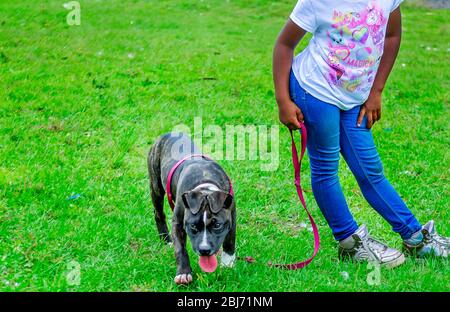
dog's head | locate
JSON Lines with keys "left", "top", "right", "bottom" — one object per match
{"left": 182, "top": 185, "right": 234, "bottom": 272}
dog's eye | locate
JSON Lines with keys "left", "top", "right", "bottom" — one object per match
{"left": 189, "top": 224, "right": 198, "bottom": 233}
{"left": 213, "top": 222, "right": 222, "bottom": 229}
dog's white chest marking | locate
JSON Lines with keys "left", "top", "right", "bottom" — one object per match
{"left": 220, "top": 252, "right": 236, "bottom": 267}
{"left": 199, "top": 211, "right": 210, "bottom": 250}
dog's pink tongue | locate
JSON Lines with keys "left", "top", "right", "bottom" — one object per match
{"left": 199, "top": 255, "right": 218, "bottom": 273}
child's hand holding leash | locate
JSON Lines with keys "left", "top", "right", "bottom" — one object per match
{"left": 278, "top": 100, "right": 304, "bottom": 130}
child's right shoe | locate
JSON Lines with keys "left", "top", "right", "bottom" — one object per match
{"left": 403, "top": 220, "right": 449, "bottom": 258}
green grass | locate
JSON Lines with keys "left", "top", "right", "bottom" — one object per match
{"left": 0, "top": 0, "right": 448, "bottom": 292}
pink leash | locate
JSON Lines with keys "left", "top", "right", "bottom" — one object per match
{"left": 268, "top": 124, "right": 320, "bottom": 269}
{"left": 165, "top": 123, "right": 320, "bottom": 269}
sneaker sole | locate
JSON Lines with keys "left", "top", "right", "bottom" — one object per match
{"left": 339, "top": 253, "right": 406, "bottom": 269}
{"left": 382, "top": 253, "right": 406, "bottom": 269}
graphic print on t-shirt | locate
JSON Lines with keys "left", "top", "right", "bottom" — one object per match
{"left": 325, "top": 1, "right": 387, "bottom": 95}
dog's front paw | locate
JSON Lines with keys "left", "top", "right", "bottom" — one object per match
{"left": 220, "top": 252, "right": 236, "bottom": 268}
{"left": 174, "top": 273, "right": 193, "bottom": 285}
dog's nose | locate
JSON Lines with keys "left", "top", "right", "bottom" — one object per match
{"left": 198, "top": 247, "right": 212, "bottom": 256}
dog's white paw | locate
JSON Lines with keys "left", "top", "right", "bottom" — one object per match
{"left": 220, "top": 252, "right": 236, "bottom": 268}
{"left": 174, "top": 273, "right": 193, "bottom": 285}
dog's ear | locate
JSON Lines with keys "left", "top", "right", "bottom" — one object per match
{"left": 181, "top": 191, "right": 205, "bottom": 214}
{"left": 207, "top": 191, "right": 233, "bottom": 213}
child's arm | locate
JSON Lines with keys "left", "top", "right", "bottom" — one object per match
{"left": 357, "top": 7, "right": 403, "bottom": 129}
{"left": 273, "top": 20, "right": 307, "bottom": 130}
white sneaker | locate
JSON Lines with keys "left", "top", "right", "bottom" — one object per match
{"left": 403, "top": 220, "right": 449, "bottom": 258}
{"left": 339, "top": 225, "right": 405, "bottom": 269}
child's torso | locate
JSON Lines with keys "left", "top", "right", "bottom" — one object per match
{"left": 293, "top": 0, "right": 398, "bottom": 108}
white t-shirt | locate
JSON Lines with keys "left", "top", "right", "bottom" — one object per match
{"left": 290, "top": 0, "right": 403, "bottom": 110}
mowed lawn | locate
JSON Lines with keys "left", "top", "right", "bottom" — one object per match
{"left": 0, "top": 0, "right": 448, "bottom": 292}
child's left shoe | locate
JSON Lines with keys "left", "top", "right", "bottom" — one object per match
{"left": 403, "top": 220, "right": 449, "bottom": 258}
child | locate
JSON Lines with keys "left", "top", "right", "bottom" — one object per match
{"left": 273, "top": 0, "right": 448, "bottom": 267}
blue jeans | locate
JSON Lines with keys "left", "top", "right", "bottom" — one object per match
{"left": 289, "top": 70, "right": 422, "bottom": 241}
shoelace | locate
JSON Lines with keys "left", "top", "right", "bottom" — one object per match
{"left": 425, "top": 232, "right": 449, "bottom": 256}
{"left": 358, "top": 236, "right": 388, "bottom": 261}
{"left": 366, "top": 237, "right": 388, "bottom": 253}
{"left": 430, "top": 232, "right": 450, "bottom": 246}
